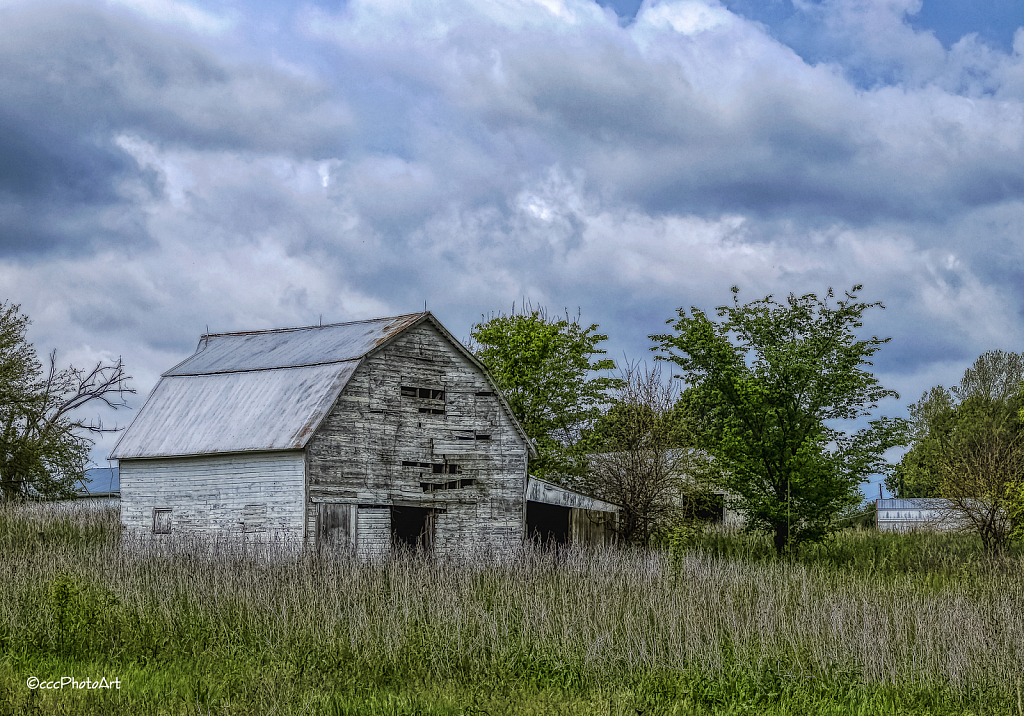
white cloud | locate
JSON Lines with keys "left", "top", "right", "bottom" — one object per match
{"left": 106, "top": 0, "right": 233, "bottom": 34}
{"left": 639, "top": 1, "right": 734, "bottom": 35}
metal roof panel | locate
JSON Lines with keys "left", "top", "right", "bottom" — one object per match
{"left": 526, "top": 477, "right": 619, "bottom": 512}
{"left": 167, "top": 313, "right": 424, "bottom": 375}
{"left": 110, "top": 362, "right": 357, "bottom": 459}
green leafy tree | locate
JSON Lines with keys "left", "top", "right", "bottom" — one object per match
{"left": 470, "top": 306, "right": 621, "bottom": 483}
{"left": 952, "top": 349, "right": 1024, "bottom": 403}
{"left": 0, "top": 302, "right": 134, "bottom": 500}
{"left": 886, "top": 386, "right": 955, "bottom": 498}
{"left": 888, "top": 351, "right": 1024, "bottom": 500}
{"left": 651, "top": 285, "right": 907, "bottom": 555}
{"left": 933, "top": 394, "right": 1023, "bottom": 555}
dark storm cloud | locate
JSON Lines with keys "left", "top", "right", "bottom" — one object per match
{"left": 0, "top": 4, "right": 352, "bottom": 257}
{"left": 0, "top": 6, "right": 349, "bottom": 154}
{"left": 0, "top": 100, "right": 153, "bottom": 256}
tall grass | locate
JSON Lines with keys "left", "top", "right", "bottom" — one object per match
{"left": 1, "top": 501, "right": 1022, "bottom": 715}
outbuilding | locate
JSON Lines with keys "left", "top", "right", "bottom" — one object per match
{"left": 111, "top": 312, "right": 614, "bottom": 555}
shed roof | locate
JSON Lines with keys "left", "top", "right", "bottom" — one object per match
{"left": 111, "top": 312, "right": 536, "bottom": 460}
{"left": 526, "top": 477, "right": 619, "bottom": 512}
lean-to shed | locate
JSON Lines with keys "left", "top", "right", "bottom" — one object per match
{"left": 525, "top": 477, "right": 618, "bottom": 546}
{"left": 111, "top": 312, "right": 544, "bottom": 556}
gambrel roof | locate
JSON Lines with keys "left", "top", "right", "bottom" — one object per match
{"left": 110, "top": 312, "right": 535, "bottom": 460}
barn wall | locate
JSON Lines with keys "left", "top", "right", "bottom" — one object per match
{"left": 119, "top": 451, "right": 305, "bottom": 539}
{"left": 306, "top": 321, "right": 528, "bottom": 555}
{"left": 356, "top": 507, "right": 391, "bottom": 559}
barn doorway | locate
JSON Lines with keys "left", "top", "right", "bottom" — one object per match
{"left": 391, "top": 506, "right": 435, "bottom": 551}
{"left": 526, "top": 501, "right": 570, "bottom": 545}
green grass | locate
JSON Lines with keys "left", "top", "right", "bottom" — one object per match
{"left": 1, "top": 502, "right": 1023, "bottom": 715}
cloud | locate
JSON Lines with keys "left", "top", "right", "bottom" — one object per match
{"left": 106, "top": 0, "right": 234, "bottom": 34}
{"left": 1, "top": 0, "right": 1023, "bottom": 472}
{"left": 297, "top": 0, "right": 1024, "bottom": 227}
{"left": 0, "top": 3, "right": 353, "bottom": 260}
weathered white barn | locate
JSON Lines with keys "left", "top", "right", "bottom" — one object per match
{"left": 111, "top": 312, "right": 615, "bottom": 555}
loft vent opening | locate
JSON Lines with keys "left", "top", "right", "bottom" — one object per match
{"left": 420, "top": 478, "right": 475, "bottom": 493}
{"left": 401, "top": 386, "right": 445, "bottom": 400}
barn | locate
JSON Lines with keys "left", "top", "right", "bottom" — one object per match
{"left": 110, "top": 312, "right": 615, "bottom": 555}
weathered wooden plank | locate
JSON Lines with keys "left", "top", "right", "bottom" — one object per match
{"left": 120, "top": 452, "right": 305, "bottom": 538}
{"left": 356, "top": 507, "right": 390, "bottom": 559}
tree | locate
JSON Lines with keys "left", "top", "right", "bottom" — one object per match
{"left": 952, "top": 349, "right": 1024, "bottom": 403}
{"left": 586, "top": 362, "right": 713, "bottom": 545}
{"left": 891, "top": 351, "right": 1024, "bottom": 552}
{"left": 651, "top": 285, "right": 907, "bottom": 555}
{"left": 0, "top": 302, "right": 134, "bottom": 500}
{"left": 887, "top": 350, "right": 1024, "bottom": 500}
{"left": 933, "top": 394, "right": 1023, "bottom": 555}
{"left": 886, "top": 386, "right": 955, "bottom": 498}
{"left": 470, "top": 306, "right": 621, "bottom": 483}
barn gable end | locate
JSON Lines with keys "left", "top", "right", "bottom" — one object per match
{"left": 306, "top": 319, "right": 530, "bottom": 554}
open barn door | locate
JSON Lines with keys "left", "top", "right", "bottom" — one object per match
{"left": 391, "top": 506, "right": 436, "bottom": 552}
{"left": 526, "top": 501, "right": 571, "bottom": 545}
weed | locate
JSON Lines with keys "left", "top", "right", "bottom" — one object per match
{"left": 0, "top": 502, "right": 1022, "bottom": 714}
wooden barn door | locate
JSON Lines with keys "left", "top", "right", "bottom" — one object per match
{"left": 316, "top": 503, "right": 357, "bottom": 549}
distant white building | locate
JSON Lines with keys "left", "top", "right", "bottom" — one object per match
{"left": 875, "top": 498, "right": 964, "bottom": 531}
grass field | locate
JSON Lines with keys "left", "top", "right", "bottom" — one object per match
{"left": 1, "top": 502, "right": 1023, "bottom": 715}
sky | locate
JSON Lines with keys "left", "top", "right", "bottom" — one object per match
{"left": 3, "top": 0, "right": 1024, "bottom": 500}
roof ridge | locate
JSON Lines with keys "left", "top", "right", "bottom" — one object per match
{"left": 166, "top": 357, "right": 362, "bottom": 377}
{"left": 200, "top": 312, "right": 427, "bottom": 339}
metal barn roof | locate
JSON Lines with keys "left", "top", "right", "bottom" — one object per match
{"left": 166, "top": 313, "right": 423, "bottom": 375}
{"left": 111, "top": 314, "right": 426, "bottom": 460}
{"left": 110, "top": 312, "right": 536, "bottom": 461}
{"left": 526, "top": 477, "right": 619, "bottom": 512}
{"left": 110, "top": 363, "right": 358, "bottom": 458}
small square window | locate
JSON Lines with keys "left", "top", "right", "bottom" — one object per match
{"left": 153, "top": 508, "right": 172, "bottom": 535}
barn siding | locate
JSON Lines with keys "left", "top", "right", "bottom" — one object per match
{"left": 119, "top": 452, "right": 305, "bottom": 539}
{"left": 356, "top": 507, "right": 391, "bottom": 559}
{"left": 305, "top": 321, "right": 528, "bottom": 556}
